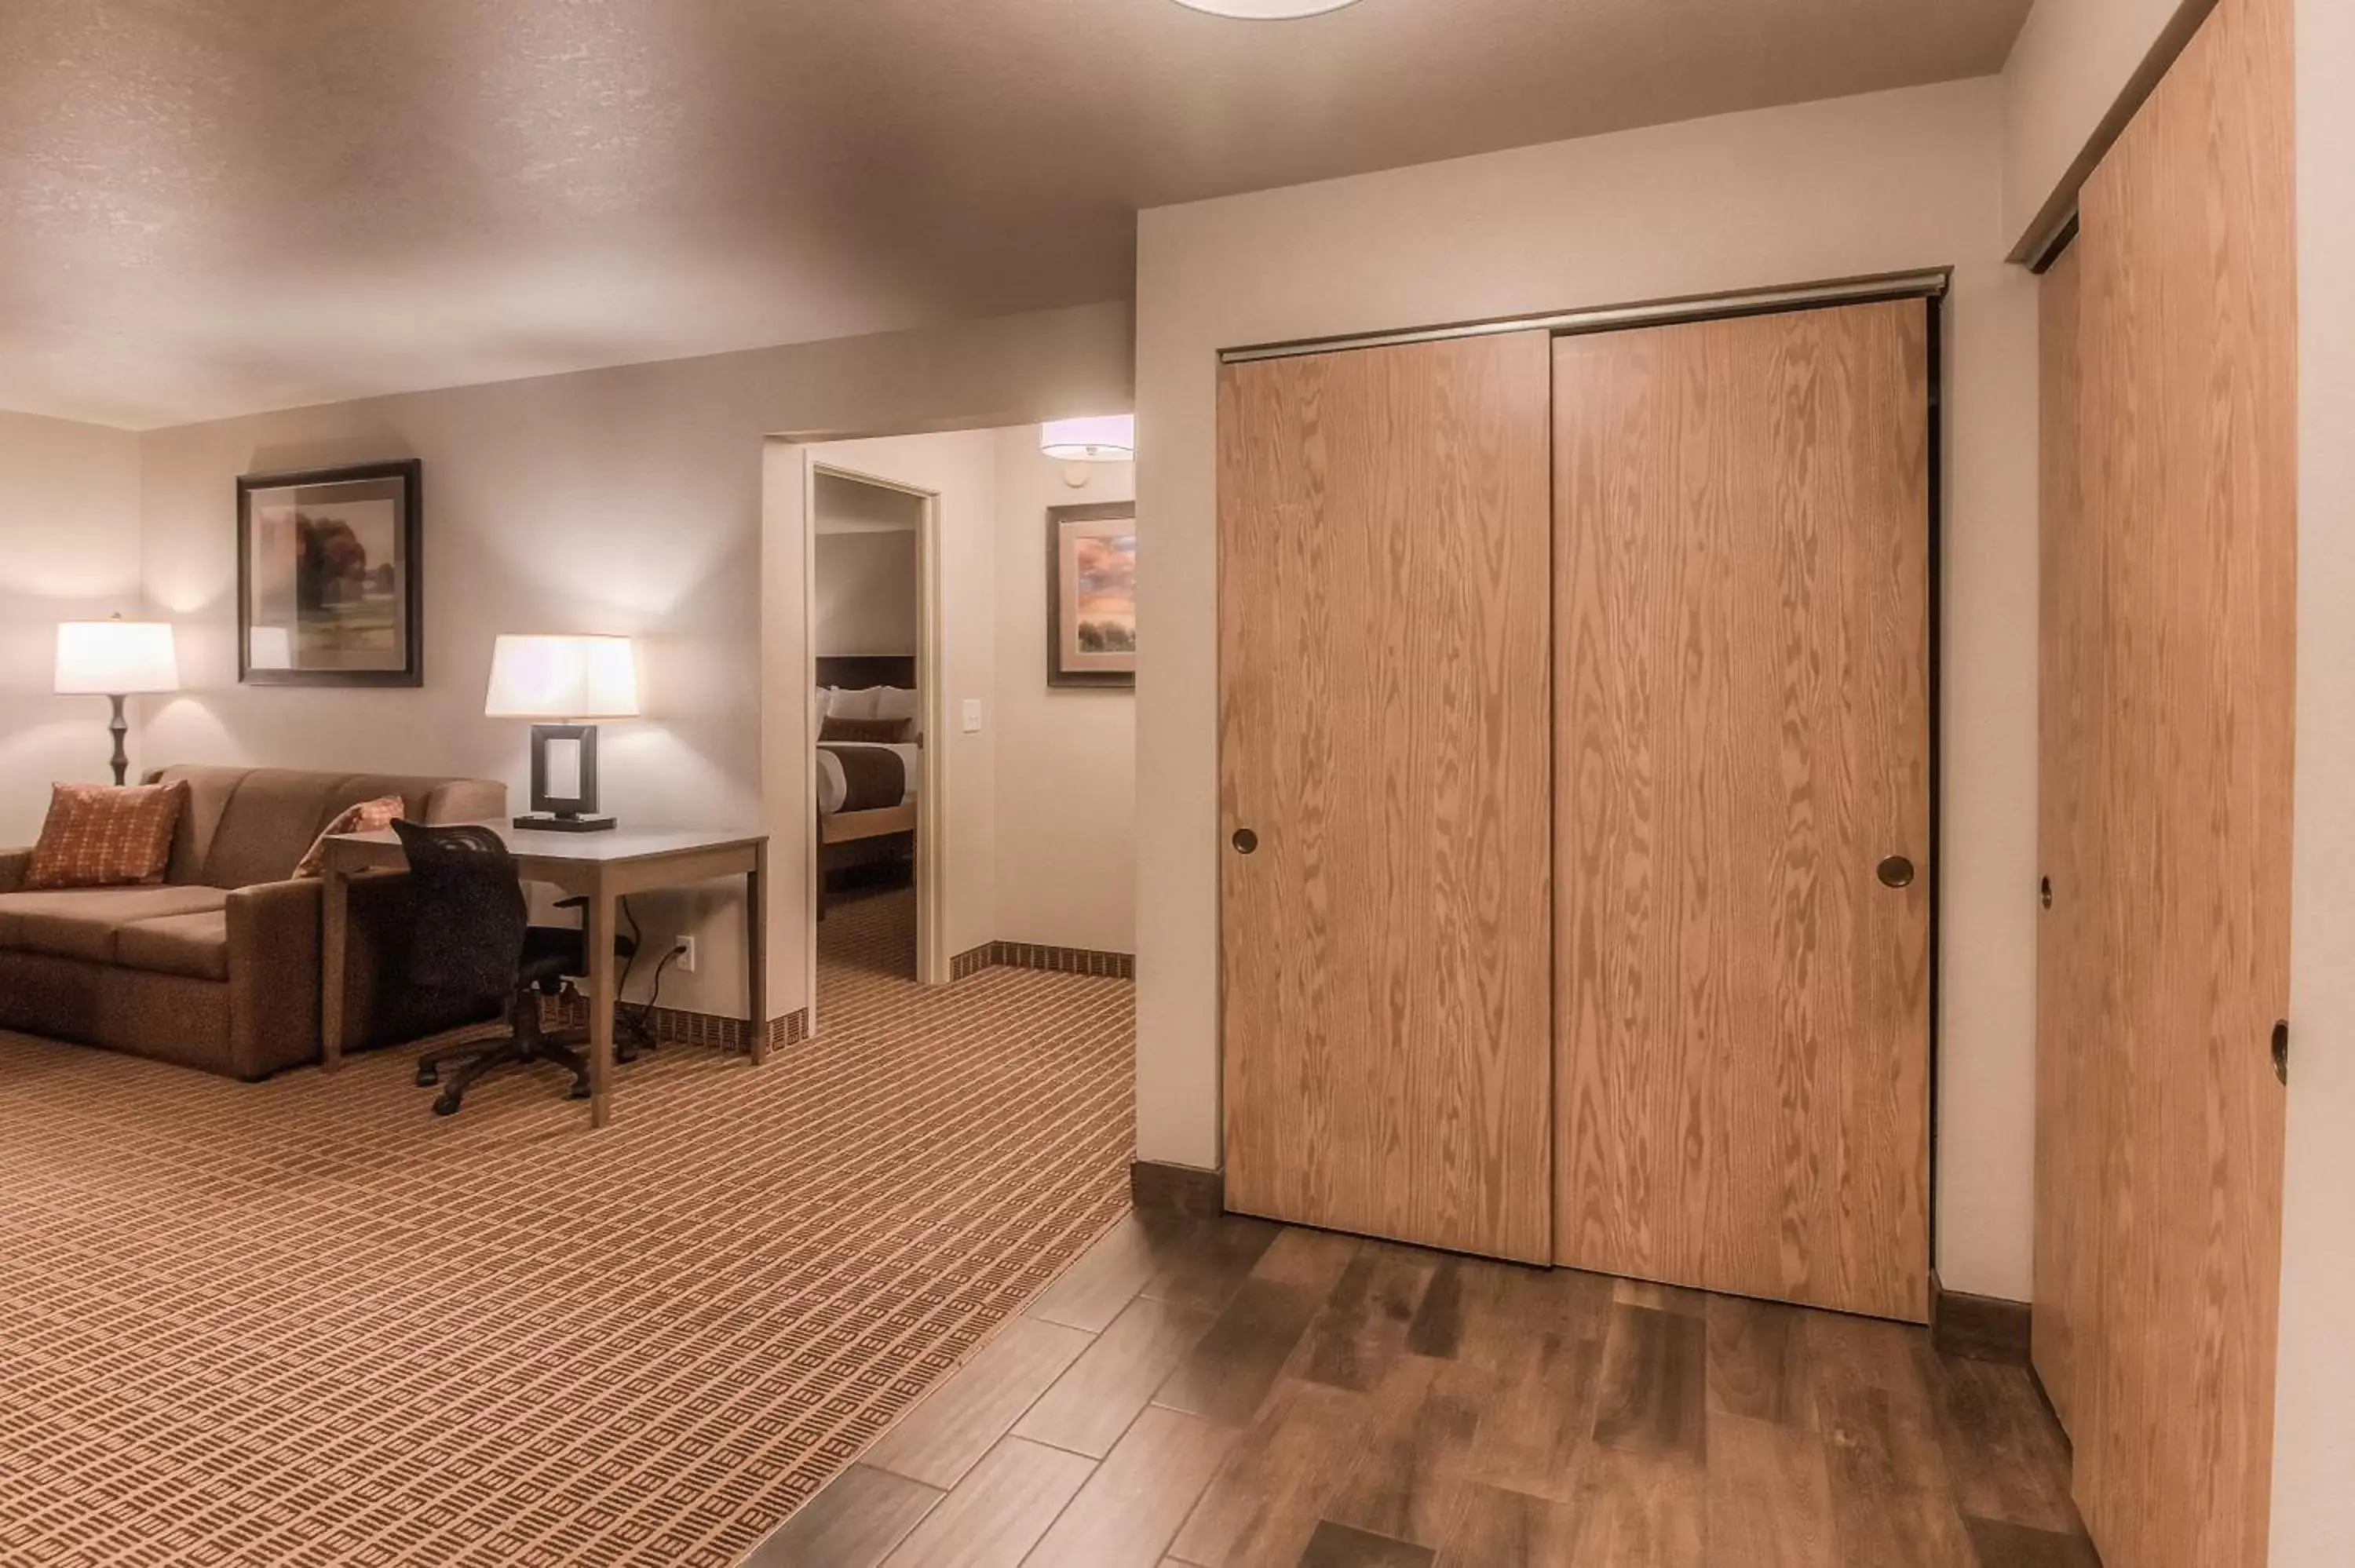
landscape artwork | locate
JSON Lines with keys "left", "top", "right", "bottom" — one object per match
{"left": 237, "top": 461, "right": 422, "bottom": 686}
{"left": 1048, "top": 502, "right": 1137, "bottom": 687}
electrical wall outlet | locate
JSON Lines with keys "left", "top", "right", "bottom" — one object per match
{"left": 673, "top": 935, "right": 697, "bottom": 973}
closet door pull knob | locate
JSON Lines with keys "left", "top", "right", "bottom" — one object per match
{"left": 1876, "top": 855, "right": 1915, "bottom": 889}
{"left": 1232, "top": 828, "right": 1258, "bottom": 855}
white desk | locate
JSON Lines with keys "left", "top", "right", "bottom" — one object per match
{"left": 318, "top": 824, "right": 769, "bottom": 1128}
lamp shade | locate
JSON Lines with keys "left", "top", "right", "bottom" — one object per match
{"left": 1040, "top": 414, "right": 1135, "bottom": 461}
{"left": 484, "top": 634, "right": 641, "bottom": 720}
{"left": 55, "top": 620, "right": 180, "bottom": 695}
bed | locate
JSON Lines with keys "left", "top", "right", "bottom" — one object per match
{"left": 816, "top": 655, "right": 919, "bottom": 907}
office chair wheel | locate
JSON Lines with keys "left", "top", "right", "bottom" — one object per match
{"left": 433, "top": 1091, "right": 462, "bottom": 1117}
{"left": 568, "top": 1078, "right": 592, "bottom": 1101}
{"left": 415, "top": 1067, "right": 439, "bottom": 1087}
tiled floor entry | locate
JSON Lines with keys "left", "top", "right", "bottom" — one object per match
{"left": 751, "top": 1209, "right": 2100, "bottom": 1568}
{"left": 0, "top": 886, "right": 1133, "bottom": 1566}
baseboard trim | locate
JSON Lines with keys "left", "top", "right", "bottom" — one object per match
{"left": 1130, "top": 1159, "right": 1225, "bottom": 1217}
{"left": 1929, "top": 1271, "right": 2033, "bottom": 1365}
{"left": 952, "top": 940, "right": 1135, "bottom": 981}
{"left": 548, "top": 994, "right": 809, "bottom": 1054}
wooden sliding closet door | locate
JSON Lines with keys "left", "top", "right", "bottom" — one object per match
{"left": 2059, "top": 0, "right": 2295, "bottom": 1561}
{"left": 1218, "top": 332, "right": 1553, "bottom": 1264}
{"left": 1554, "top": 301, "right": 1931, "bottom": 1321}
{"left": 2032, "top": 239, "right": 2095, "bottom": 1437}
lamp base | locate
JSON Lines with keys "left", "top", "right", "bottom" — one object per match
{"left": 513, "top": 811, "right": 617, "bottom": 833}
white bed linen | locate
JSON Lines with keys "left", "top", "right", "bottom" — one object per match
{"left": 816, "top": 740, "right": 920, "bottom": 815}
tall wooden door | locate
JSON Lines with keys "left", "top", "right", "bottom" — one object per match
{"left": 1554, "top": 301, "right": 1932, "bottom": 1322}
{"left": 2058, "top": 0, "right": 2295, "bottom": 1560}
{"left": 1218, "top": 331, "right": 1554, "bottom": 1264}
{"left": 2032, "top": 239, "right": 2096, "bottom": 1436}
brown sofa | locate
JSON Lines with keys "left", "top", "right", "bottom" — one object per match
{"left": 0, "top": 765, "right": 506, "bottom": 1080}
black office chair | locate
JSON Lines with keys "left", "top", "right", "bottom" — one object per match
{"left": 396, "top": 821, "right": 631, "bottom": 1116}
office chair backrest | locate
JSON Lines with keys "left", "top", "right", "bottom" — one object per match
{"left": 392, "top": 820, "right": 528, "bottom": 1008}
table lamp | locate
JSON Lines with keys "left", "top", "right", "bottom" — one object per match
{"left": 484, "top": 634, "right": 640, "bottom": 832}
{"left": 55, "top": 616, "right": 181, "bottom": 785}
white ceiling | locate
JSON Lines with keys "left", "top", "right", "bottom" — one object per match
{"left": 1, "top": 0, "right": 2033, "bottom": 429}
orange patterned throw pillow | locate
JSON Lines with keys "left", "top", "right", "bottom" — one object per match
{"left": 293, "top": 796, "right": 407, "bottom": 879}
{"left": 23, "top": 781, "right": 190, "bottom": 890}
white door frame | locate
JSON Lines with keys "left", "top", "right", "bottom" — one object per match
{"left": 807, "top": 460, "right": 950, "bottom": 997}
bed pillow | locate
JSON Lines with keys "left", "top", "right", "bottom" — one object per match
{"left": 292, "top": 795, "right": 407, "bottom": 879}
{"left": 820, "top": 715, "right": 909, "bottom": 744}
{"left": 825, "top": 685, "right": 881, "bottom": 721}
{"left": 871, "top": 685, "right": 920, "bottom": 740}
{"left": 22, "top": 781, "right": 190, "bottom": 890}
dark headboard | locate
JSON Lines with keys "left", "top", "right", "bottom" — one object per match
{"left": 816, "top": 655, "right": 915, "bottom": 691}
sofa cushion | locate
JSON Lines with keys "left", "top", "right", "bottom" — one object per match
{"left": 0, "top": 885, "right": 230, "bottom": 965}
{"left": 24, "top": 782, "right": 190, "bottom": 889}
{"left": 115, "top": 909, "right": 232, "bottom": 982}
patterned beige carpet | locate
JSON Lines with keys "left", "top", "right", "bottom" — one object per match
{"left": 0, "top": 888, "right": 1134, "bottom": 1567}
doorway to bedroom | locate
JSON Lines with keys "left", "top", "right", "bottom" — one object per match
{"left": 810, "top": 465, "right": 939, "bottom": 987}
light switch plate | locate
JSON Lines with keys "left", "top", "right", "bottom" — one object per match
{"left": 961, "top": 698, "right": 983, "bottom": 734}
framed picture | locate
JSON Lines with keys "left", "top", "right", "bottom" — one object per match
{"left": 1046, "top": 501, "right": 1136, "bottom": 688}
{"left": 237, "top": 460, "right": 422, "bottom": 686}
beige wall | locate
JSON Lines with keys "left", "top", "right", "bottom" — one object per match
{"left": 812, "top": 531, "right": 918, "bottom": 658}
{"left": 991, "top": 430, "right": 1137, "bottom": 954}
{"left": 2273, "top": 0, "right": 2354, "bottom": 1557}
{"left": 2000, "top": 0, "right": 2214, "bottom": 253}
{"left": 1135, "top": 78, "right": 2043, "bottom": 1300}
{"left": 0, "top": 411, "right": 146, "bottom": 844}
{"left": 134, "top": 302, "right": 1131, "bottom": 1024}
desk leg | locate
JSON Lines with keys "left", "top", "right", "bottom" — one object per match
{"left": 747, "top": 843, "right": 769, "bottom": 1066}
{"left": 586, "top": 888, "right": 616, "bottom": 1129}
{"left": 322, "top": 866, "right": 349, "bottom": 1073}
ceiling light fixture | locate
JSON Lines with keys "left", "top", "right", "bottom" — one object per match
{"left": 1169, "top": 0, "right": 1367, "bottom": 18}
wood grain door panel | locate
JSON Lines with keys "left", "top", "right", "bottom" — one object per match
{"left": 2060, "top": 0, "right": 2295, "bottom": 1562}
{"left": 1218, "top": 331, "right": 1554, "bottom": 1265}
{"left": 1553, "top": 301, "right": 1932, "bottom": 1322}
{"left": 2032, "top": 239, "right": 2093, "bottom": 1439}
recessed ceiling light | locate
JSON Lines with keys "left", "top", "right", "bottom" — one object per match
{"left": 1170, "top": 0, "right": 1367, "bottom": 18}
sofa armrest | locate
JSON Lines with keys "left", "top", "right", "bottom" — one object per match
{"left": 224, "top": 877, "right": 324, "bottom": 1078}
{"left": 0, "top": 847, "right": 29, "bottom": 894}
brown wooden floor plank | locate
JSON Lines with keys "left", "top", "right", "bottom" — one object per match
{"left": 1320, "top": 1353, "right": 1487, "bottom": 1548}
{"left": 1435, "top": 1481, "right": 1586, "bottom": 1567}
{"left": 740, "top": 1464, "right": 941, "bottom": 1568}
{"left": 1593, "top": 1303, "right": 1708, "bottom": 1462}
{"left": 1021, "top": 1405, "right": 1235, "bottom": 1568}
{"left": 1248, "top": 1225, "right": 1363, "bottom": 1291}
{"left": 1704, "top": 1293, "right": 1814, "bottom": 1429}
{"left": 1028, "top": 1209, "right": 1192, "bottom": 1333}
{"left": 1817, "top": 1380, "right": 1977, "bottom": 1568}
{"left": 1298, "top": 1519, "right": 1439, "bottom": 1568}
{"left": 1291, "top": 1243, "right": 1439, "bottom": 1392}
{"left": 1703, "top": 1410, "right": 1837, "bottom": 1568}
{"left": 1141, "top": 1213, "right": 1284, "bottom": 1314}
{"left": 1925, "top": 1355, "right": 2080, "bottom": 1534}
{"left": 1540, "top": 1445, "right": 1707, "bottom": 1568}
{"left": 1153, "top": 1274, "right": 1327, "bottom": 1426}
{"left": 1015, "top": 1294, "right": 1218, "bottom": 1459}
{"left": 1463, "top": 1322, "right": 1601, "bottom": 1503}
{"left": 1962, "top": 1515, "right": 2105, "bottom": 1568}
{"left": 875, "top": 1436, "right": 1094, "bottom": 1568}
{"left": 862, "top": 1316, "right": 1094, "bottom": 1490}
{"left": 1167, "top": 1377, "right": 1368, "bottom": 1568}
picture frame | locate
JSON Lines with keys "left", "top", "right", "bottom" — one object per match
{"left": 236, "top": 459, "right": 422, "bottom": 687}
{"left": 1046, "top": 501, "right": 1137, "bottom": 688}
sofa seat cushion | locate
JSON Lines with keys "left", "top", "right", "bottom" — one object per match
{"left": 115, "top": 909, "right": 232, "bottom": 982}
{"left": 0, "top": 886, "right": 231, "bottom": 965}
